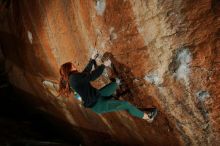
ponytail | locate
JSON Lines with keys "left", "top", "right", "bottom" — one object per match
{"left": 57, "top": 62, "right": 73, "bottom": 97}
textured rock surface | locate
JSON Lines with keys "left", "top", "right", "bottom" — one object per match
{"left": 0, "top": 0, "right": 219, "bottom": 145}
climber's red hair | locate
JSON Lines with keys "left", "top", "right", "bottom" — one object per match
{"left": 57, "top": 62, "right": 76, "bottom": 97}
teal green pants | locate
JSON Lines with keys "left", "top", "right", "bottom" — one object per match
{"left": 91, "top": 82, "right": 144, "bottom": 119}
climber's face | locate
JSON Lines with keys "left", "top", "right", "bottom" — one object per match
{"left": 71, "top": 63, "right": 77, "bottom": 71}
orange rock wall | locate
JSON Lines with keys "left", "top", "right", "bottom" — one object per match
{"left": 1, "top": 0, "right": 219, "bottom": 145}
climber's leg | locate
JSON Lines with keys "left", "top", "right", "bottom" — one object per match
{"left": 98, "top": 81, "right": 118, "bottom": 97}
{"left": 92, "top": 99, "right": 144, "bottom": 119}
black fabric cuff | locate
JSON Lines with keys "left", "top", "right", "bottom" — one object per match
{"left": 90, "top": 58, "right": 96, "bottom": 64}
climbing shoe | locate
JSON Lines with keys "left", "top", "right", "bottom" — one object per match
{"left": 143, "top": 108, "right": 158, "bottom": 123}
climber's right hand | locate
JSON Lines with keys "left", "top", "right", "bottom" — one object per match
{"left": 91, "top": 50, "right": 99, "bottom": 60}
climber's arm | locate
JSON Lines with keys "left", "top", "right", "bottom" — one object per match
{"left": 82, "top": 51, "right": 99, "bottom": 73}
{"left": 85, "top": 64, "right": 105, "bottom": 81}
{"left": 82, "top": 59, "right": 96, "bottom": 73}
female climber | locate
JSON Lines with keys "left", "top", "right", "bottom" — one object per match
{"left": 58, "top": 52, "right": 157, "bottom": 123}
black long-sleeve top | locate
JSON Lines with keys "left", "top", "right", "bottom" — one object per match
{"left": 69, "top": 59, "right": 105, "bottom": 107}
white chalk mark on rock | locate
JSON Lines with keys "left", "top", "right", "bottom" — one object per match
{"left": 27, "top": 30, "right": 33, "bottom": 44}
{"left": 109, "top": 27, "right": 118, "bottom": 41}
{"left": 95, "top": 0, "right": 106, "bottom": 16}
{"left": 144, "top": 72, "right": 162, "bottom": 86}
{"left": 196, "top": 90, "right": 210, "bottom": 102}
{"left": 175, "top": 48, "right": 191, "bottom": 85}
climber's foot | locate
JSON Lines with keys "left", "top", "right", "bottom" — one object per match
{"left": 143, "top": 108, "right": 158, "bottom": 123}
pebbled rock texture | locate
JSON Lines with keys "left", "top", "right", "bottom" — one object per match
{"left": 0, "top": 0, "right": 219, "bottom": 145}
